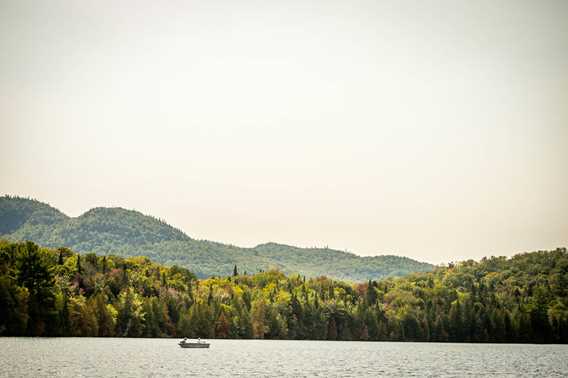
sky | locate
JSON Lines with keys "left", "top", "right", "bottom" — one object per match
{"left": 1, "top": 0, "right": 567, "bottom": 264}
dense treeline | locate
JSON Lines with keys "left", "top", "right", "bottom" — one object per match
{"left": 0, "top": 240, "right": 567, "bottom": 343}
{"left": 0, "top": 196, "right": 433, "bottom": 280}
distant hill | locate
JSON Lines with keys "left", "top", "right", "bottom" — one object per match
{"left": 0, "top": 196, "right": 67, "bottom": 234}
{"left": 0, "top": 195, "right": 434, "bottom": 280}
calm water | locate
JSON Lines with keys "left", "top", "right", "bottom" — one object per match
{"left": 1, "top": 338, "right": 567, "bottom": 377}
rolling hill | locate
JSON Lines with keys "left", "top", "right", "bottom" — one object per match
{"left": 0, "top": 195, "right": 434, "bottom": 280}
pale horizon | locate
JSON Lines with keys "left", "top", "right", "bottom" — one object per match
{"left": 2, "top": 0, "right": 567, "bottom": 265}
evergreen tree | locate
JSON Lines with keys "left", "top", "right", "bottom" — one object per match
{"left": 16, "top": 242, "right": 55, "bottom": 335}
{"left": 76, "top": 254, "right": 82, "bottom": 274}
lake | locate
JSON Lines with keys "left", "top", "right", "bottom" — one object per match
{"left": 1, "top": 338, "right": 567, "bottom": 377}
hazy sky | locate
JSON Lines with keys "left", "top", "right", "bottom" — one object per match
{"left": 1, "top": 0, "right": 567, "bottom": 263}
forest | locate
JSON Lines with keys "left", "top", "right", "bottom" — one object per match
{"left": 1, "top": 240, "right": 567, "bottom": 343}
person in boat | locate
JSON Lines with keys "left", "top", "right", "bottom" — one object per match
{"left": 182, "top": 337, "right": 187, "bottom": 344}
{"left": 198, "top": 337, "right": 201, "bottom": 343}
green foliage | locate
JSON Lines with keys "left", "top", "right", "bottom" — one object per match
{"left": 0, "top": 196, "right": 433, "bottom": 280}
{"left": 0, "top": 240, "right": 566, "bottom": 343}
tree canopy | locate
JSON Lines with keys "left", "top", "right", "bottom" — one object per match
{"left": 0, "top": 240, "right": 566, "bottom": 343}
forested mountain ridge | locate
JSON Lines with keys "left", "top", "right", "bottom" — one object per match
{"left": 0, "top": 196, "right": 433, "bottom": 280}
{"left": 1, "top": 240, "right": 566, "bottom": 343}
{"left": 0, "top": 196, "right": 67, "bottom": 234}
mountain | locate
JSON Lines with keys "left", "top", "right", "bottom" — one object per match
{"left": 0, "top": 195, "right": 434, "bottom": 280}
{"left": 0, "top": 196, "right": 67, "bottom": 234}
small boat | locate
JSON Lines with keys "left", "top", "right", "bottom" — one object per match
{"left": 179, "top": 338, "right": 210, "bottom": 348}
